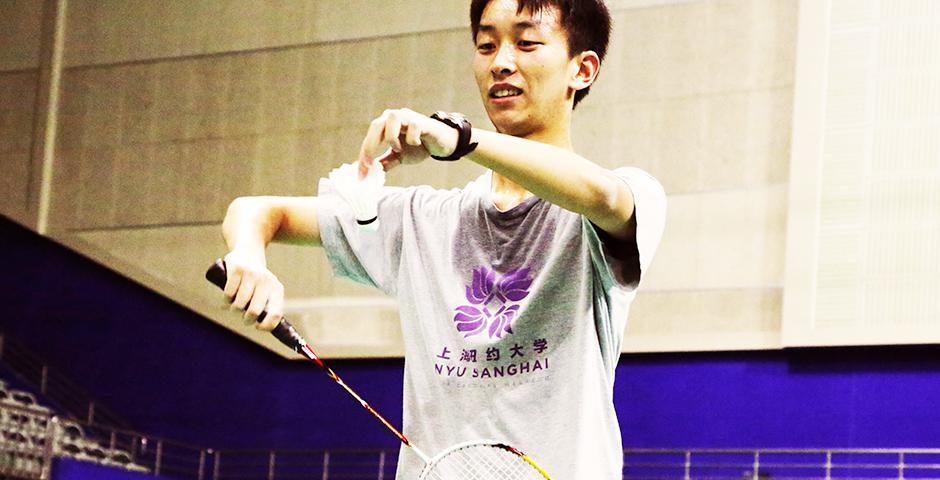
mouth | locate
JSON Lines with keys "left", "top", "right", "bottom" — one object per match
{"left": 488, "top": 84, "right": 524, "bottom": 101}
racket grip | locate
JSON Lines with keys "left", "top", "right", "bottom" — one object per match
{"left": 205, "top": 259, "right": 307, "bottom": 353}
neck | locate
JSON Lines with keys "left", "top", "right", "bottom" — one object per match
{"left": 520, "top": 122, "right": 574, "bottom": 150}
{"left": 490, "top": 172, "right": 528, "bottom": 203}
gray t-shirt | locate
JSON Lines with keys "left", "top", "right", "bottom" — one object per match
{"left": 317, "top": 167, "right": 666, "bottom": 479}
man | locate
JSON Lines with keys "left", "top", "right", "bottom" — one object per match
{"left": 220, "top": 0, "right": 666, "bottom": 477}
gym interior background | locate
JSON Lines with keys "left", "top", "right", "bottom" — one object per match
{"left": 2, "top": 0, "right": 939, "bottom": 478}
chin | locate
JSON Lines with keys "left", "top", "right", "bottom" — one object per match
{"left": 497, "top": 124, "right": 532, "bottom": 137}
{"left": 487, "top": 111, "right": 533, "bottom": 137}
{"left": 491, "top": 118, "right": 527, "bottom": 136}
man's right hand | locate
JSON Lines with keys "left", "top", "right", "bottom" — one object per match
{"left": 221, "top": 250, "right": 284, "bottom": 332}
{"left": 220, "top": 195, "right": 321, "bottom": 331}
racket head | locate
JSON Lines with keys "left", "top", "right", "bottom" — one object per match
{"left": 418, "top": 440, "right": 551, "bottom": 480}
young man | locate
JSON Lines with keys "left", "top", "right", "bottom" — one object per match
{"left": 221, "top": 0, "right": 666, "bottom": 477}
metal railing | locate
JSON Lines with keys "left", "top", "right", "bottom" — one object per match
{"left": 0, "top": 401, "right": 397, "bottom": 480}
{"left": 211, "top": 448, "right": 398, "bottom": 480}
{"left": 621, "top": 448, "right": 940, "bottom": 479}
{"left": 0, "top": 333, "right": 131, "bottom": 429}
{"left": 0, "top": 400, "right": 210, "bottom": 480}
{"left": 5, "top": 333, "right": 940, "bottom": 479}
{"left": 9, "top": 417, "right": 940, "bottom": 480}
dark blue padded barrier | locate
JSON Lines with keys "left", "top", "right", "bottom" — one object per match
{"left": 3, "top": 216, "right": 940, "bottom": 450}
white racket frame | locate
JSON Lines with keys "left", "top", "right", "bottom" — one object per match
{"left": 416, "top": 439, "right": 552, "bottom": 479}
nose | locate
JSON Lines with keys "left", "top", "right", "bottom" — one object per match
{"left": 490, "top": 44, "right": 516, "bottom": 78}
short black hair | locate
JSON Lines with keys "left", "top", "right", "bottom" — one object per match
{"left": 470, "top": 0, "right": 612, "bottom": 109}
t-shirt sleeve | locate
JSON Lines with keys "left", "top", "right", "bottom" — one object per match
{"left": 316, "top": 177, "right": 411, "bottom": 296}
{"left": 583, "top": 166, "right": 667, "bottom": 291}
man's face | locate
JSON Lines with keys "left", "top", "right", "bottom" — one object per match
{"left": 473, "top": 0, "right": 577, "bottom": 137}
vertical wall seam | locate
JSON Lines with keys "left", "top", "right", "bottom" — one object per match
{"left": 35, "top": 0, "right": 67, "bottom": 234}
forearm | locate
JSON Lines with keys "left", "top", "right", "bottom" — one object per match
{"left": 465, "top": 129, "right": 634, "bottom": 236}
{"left": 355, "top": 108, "right": 636, "bottom": 238}
{"left": 222, "top": 196, "right": 322, "bottom": 261}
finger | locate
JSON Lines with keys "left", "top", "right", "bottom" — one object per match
{"left": 245, "top": 281, "right": 271, "bottom": 321}
{"left": 358, "top": 157, "right": 369, "bottom": 179}
{"left": 231, "top": 275, "right": 256, "bottom": 311}
{"left": 359, "top": 114, "right": 390, "bottom": 177}
{"left": 383, "top": 112, "right": 403, "bottom": 153}
{"left": 359, "top": 113, "right": 389, "bottom": 163}
{"left": 361, "top": 147, "right": 395, "bottom": 178}
{"left": 257, "top": 283, "right": 284, "bottom": 331}
{"left": 380, "top": 156, "right": 400, "bottom": 172}
{"left": 405, "top": 121, "right": 422, "bottom": 147}
{"left": 222, "top": 267, "right": 242, "bottom": 302}
{"left": 376, "top": 148, "right": 400, "bottom": 172}
{"left": 374, "top": 147, "right": 397, "bottom": 163}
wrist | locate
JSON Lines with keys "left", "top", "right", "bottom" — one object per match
{"left": 422, "top": 120, "right": 460, "bottom": 158}
{"left": 228, "top": 244, "right": 267, "bottom": 267}
{"left": 428, "top": 111, "right": 478, "bottom": 161}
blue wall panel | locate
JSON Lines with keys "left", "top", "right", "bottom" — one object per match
{"left": 616, "top": 348, "right": 940, "bottom": 447}
{"left": 0, "top": 218, "right": 403, "bottom": 449}
{"left": 53, "top": 458, "right": 173, "bottom": 480}
{"left": 2, "top": 217, "right": 939, "bottom": 450}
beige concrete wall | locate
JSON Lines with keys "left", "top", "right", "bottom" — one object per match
{"left": 0, "top": 0, "right": 44, "bottom": 224}
{"left": 63, "top": 0, "right": 473, "bottom": 67}
{"left": 44, "top": 0, "right": 798, "bottom": 356}
{"left": 0, "top": 0, "right": 44, "bottom": 71}
{"left": 58, "top": 0, "right": 704, "bottom": 68}
{"left": 0, "top": 72, "right": 38, "bottom": 220}
{"left": 593, "top": 0, "right": 797, "bottom": 351}
{"left": 51, "top": 29, "right": 486, "bottom": 230}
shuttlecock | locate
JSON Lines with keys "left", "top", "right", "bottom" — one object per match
{"left": 327, "top": 160, "right": 386, "bottom": 231}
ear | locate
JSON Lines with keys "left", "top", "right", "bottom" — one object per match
{"left": 569, "top": 50, "right": 600, "bottom": 92}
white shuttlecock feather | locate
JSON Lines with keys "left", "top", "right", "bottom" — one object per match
{"left": 327, "top": 160, "right": 386, "bottom": 231}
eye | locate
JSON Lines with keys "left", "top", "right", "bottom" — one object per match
{"left": 476, "top": 43, "right": 495, "bottom": 52}
{"left": 518, "top": 40, "right": 541, "bottom": 48}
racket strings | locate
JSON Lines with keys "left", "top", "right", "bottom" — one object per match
{"left": 421, "top": 444, "right": 547, "bottom": 480}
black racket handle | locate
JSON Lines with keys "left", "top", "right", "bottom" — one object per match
{"left": 205, "top": 259, "right": 308, "bottom": 354}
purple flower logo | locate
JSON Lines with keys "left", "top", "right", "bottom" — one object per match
{"left": 453, "top": 266, "right": 533, "bottom": 338}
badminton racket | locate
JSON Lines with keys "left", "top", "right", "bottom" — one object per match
{"left": 206, "top": 259, "right": 551, "bottom": 479}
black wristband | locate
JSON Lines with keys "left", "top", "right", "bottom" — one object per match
{"left": 429, "top": 111, "right": 478, "bottom": 161}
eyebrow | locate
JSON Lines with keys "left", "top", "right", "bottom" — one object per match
{"left": 478, "top": 20, "right": 540, "bottom": 33}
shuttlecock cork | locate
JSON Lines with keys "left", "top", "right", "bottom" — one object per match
{"left": 327, "top": 160, "right": 385, "bottom": 231}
